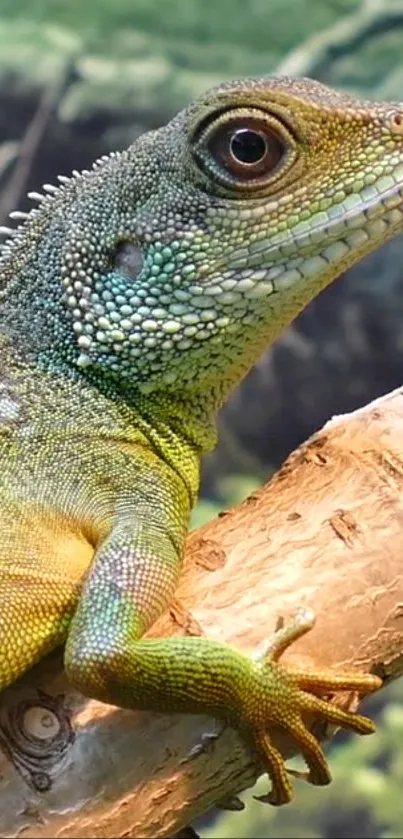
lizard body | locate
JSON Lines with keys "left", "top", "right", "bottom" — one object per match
{"left": 0, "top": 75, "right": 402, "bottom": 803}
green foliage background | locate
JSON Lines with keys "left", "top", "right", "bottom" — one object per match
{"left": 1, "top": 0, "right": 403, "bottom": 836}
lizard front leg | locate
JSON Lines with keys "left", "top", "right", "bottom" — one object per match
{"left": 64, "top": 463, "right": 381, "bottom": 805}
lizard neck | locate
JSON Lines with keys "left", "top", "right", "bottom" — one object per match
{"left": 0, "top": 210, "right": 224, "bottom": 473}
{"left": 0, "top": 175, "right": 261, "bottom": 418}
{"left": 0, "top": 212, "right": 75, "bottom": 367}
{"left": 0, "top": 337, "right": 214, "bottom": 508}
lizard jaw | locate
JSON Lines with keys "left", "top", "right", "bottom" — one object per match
{"left": 200, "top": 164, "right": 403, "bottom": 315}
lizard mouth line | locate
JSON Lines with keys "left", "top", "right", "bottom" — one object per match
{"left": 222, "top": 165, "right": 403, "bottom": 274}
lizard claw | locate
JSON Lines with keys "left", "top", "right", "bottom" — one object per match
{"left": 244, "top": 609, "right": 381, "bottom": 806}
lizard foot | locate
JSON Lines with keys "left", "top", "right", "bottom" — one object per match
{"left": 241, "top": 608, "right": 381, "bottom": 806}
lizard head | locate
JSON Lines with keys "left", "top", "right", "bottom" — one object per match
{"left": 2, "top": 76, "right": 403, "bottom": 407}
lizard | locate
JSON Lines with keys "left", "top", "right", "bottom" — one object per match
{"left": 0, "top": 74, "right": 402, "bottom": 806}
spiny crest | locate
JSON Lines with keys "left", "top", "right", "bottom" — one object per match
{"left": 0, "top": 149, "right": 120, "bottom": 260}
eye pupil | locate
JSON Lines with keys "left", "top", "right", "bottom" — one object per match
{"left": 230, "top": 129, "right": 267, "bottom": 164}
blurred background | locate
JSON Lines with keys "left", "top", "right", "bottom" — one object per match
{"left": 1, "top": 0, "right": 403, "bottom": 835}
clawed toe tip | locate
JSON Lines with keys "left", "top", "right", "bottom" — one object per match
{"left": 254, "top": 789, "right": 293, "bottom": 807}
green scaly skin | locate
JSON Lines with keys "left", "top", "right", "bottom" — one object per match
{"left": 1, "top": 75, "right": 402, "bottom": 804}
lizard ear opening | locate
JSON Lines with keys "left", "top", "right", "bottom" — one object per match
{"left": 113, "top": 241, "right": 144, "bottom": 281}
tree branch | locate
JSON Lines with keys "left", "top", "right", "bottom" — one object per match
{"left": 0, "top": 62, "right": 77, "bottom": 225}
{"left": 1, "top": 388, "right": 403, "bottom": 838}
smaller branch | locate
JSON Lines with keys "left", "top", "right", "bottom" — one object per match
{"left": 0, "top": 62, "right": 76, "bottom": 224}
{"left": 0, "top": 142, "right": 20, "bottom": 188}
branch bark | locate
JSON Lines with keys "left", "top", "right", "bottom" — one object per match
{"left": 1, "top": 388, "right": 403, "bottom": 838}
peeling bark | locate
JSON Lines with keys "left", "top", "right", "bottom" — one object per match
{"left": 1, "top": 388, "right": 403, "bottom": 838}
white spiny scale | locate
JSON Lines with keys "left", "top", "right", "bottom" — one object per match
{"left": 0, "top": 203, "right": 36, "bottom": 253}
{"left": 0, "top": 200, "right": 44, "bottom": 252}
{"left": 9, "top": 211, "right": 29, "bottom": 220}
{"left": 43, "top": 184, "right": 59, "bottom": 194}
{"left": 72, "top": 170, "right": 82, "bottom": 179}
{"left": 57, "top": 175, "right": 70, "bottom": 185}
{"left": 94, "top": 152, "right": 114, "bottom": 169}
{"left": 27, "top": 192, "right": 46, "bottom": 203}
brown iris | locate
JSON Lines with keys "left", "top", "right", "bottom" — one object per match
{"left": 211, "top": 118, "right": 285, "bottom": 180}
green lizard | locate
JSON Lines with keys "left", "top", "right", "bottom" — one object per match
{"left": 0, "top": 75, "right": 401, "bottom": 806}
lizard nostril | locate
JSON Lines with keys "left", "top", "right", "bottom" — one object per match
{"left": 390, "top": 112, "right": 403, "bottom": 134}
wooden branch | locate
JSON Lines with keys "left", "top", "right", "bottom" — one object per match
{"left": 2, "top": 387, "right": 403, "bottom": 838}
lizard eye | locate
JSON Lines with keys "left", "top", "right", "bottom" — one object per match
{"left": 212, "top": 119, "right": 285, "bottom": 179}
{"left": 191, "top": 107, "right": 294, "bottom": 193}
